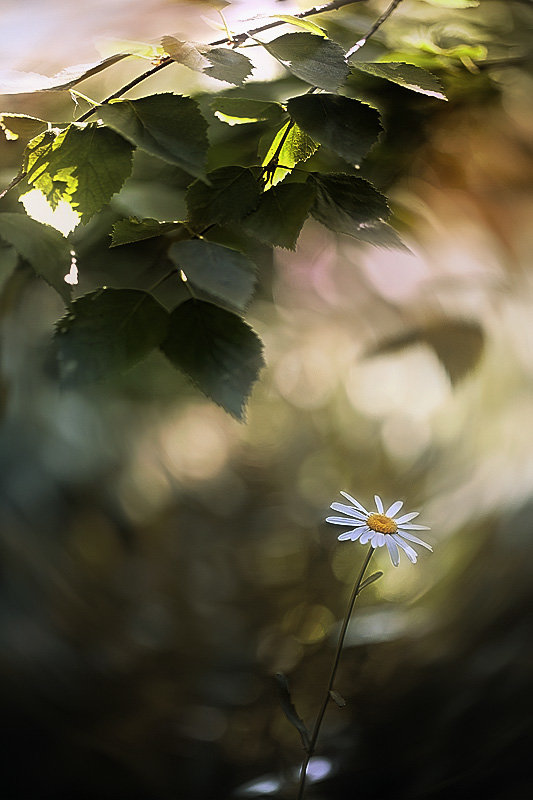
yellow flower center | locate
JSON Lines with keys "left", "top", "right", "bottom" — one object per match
{"left": 367, "top": 513, "right": 398, "bottom": 534}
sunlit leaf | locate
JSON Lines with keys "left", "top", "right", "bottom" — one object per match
{"left": 262, "top": 121, "right": 318, "bottom": 188}
{"left": 262, "top": 32, "right": 349, "bottom": 91}
{"left": 23, "top": 124, "right": 133, "bottom": 223}
{"left": 273, "top": 15, "right": 327, "bottom": 37}
{"left": 168, "top": 240, "right": 256, "bottom": 311}
{"left": 0, "top": 55, "right": 128, "bottom": 94}
{"left": 99, "top": 93, "right": 208, "bottom": 178}
{"left": 0, "top": 212, "right": 72, "bottom": 302}
{"left": 210, "top": 97, "right": 285, "bottom": 126}
{"left": 55, "top": 288, "right": 169, "bottom": 384}
{"left": 351, "top": 62, "right": 447, "bottom": 100}
{"left": 0, "top": 113, "right": 48, "bottom": 141}
{"left": 287, "top": 94, "right": 382, "bottom": 166}
{"left": 162, "top": 36, "right": 253, "bottom": 86}
{"left": 111, "top": 217, "right": 183, "bottom": 247}
{"left": 161, "top": 299, "right": 264, "bottom": 420}
{"left": 243, "top": 183, "right": 315, "bottom": 250}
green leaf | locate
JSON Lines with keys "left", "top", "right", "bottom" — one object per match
{"left": 111, "top": 217, "right": 183, "bottom": 247}
{"left": 421, "top": 0, "right": 479, "bottom": 8}
{"left": 186, "top": 166, "right": 261, "bottom": 228}
{"left": 23, "top": 123, "right": 133, "bottom": 223}
{"left": 162, "top": 37, "right": 253, "bottom": 86}
{"left": 358, "top": 572, "right": 384, "bottom": 593}
{"left": 0, "top": 54, "right": 128, "bottom": 94}
{"left": 243, "top": 183, "right": 315, "bottom": 250}
{"left": 274, "top": 15, "right": 327, "bottom": 37}
{"left": 55, "top": 288, "right": 169, "bottom": 384}
{"left": 99, "top": 93, "right": 208, "bottom": 178}
{"left": 0, "top": 243, "right": 18, "bottom": 291}
{"left": 368, "top": 320, "right": 484, "bottom": 385}
{"left": 310, "top": 173, "right": 394, "bottom": 246}
{"left": 0, "top": 212, "right": 72, "bottom": 301}
{"left": 329, "top": 690, "right": 347, "bottom": 708}
{"left": 203, "top": 48, "right": 253, "bottom": 86}
{"left": 275, "top": 673, "right": 311, "bottom": 751}
{"left": 262, "top": 121, "right": 318, "bottom": 188}
{"left": 0, "top": 113, "right": 48, "bottom": 141}
{"left": 287, "top": 94, "right": 382, "bottom": 166}
{"left": 210, "top": 97, "right": 285, "bottom": 126}
{"left": 168, "top": 240, "right": 256, "bottom": 312}
{"left": 161, "top": 300, "right": 264, "bottom": 419}
{"left": 351, "top": 62, "right": 446, "bottom": 100}
{"left": 262, "top": 33, "right": 349, "bottom": 92}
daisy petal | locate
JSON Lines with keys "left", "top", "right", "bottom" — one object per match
{"left": 330, "top": 502, "right": 367, "bottom": 521}
{"left": 359, "top": 529, "right": 373, "bottom": 545}
{"left": 371, "top": 532, "right": 386, "bottom": 547}
{"left": 392, "top": 535, "right": 418, "bottom": 563}
{"left": 338, "top": 529, "right": 363, "bottom": 541}
{"left": 399, "top": 523, "right": 430, "bottom": 531}
{"left": 374, "top": 495, "right": 384, "bottom": 513}
{"left": 339, "top": 492, "right": 369, "bottom": 515}
{"left": 386, "top": 500, "right": 403, "bottom": 518}
{"left": 395, "top": 511, "right": 419, "bottom": 524}
{"left": 395, "top": 530, "right": 433, "bottom": 550}
{"left": 385, "top": 536, "right": 400, "bottom": 567}
{"left": 326, "top": 516, "right": 367, "bottom": 527}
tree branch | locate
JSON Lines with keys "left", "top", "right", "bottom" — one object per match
{"left": 345, "top": 0, "right": 404, "bottom": 59}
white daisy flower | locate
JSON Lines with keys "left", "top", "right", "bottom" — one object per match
{"left": 326, "top": 492, "right": 432, "bottom": 567}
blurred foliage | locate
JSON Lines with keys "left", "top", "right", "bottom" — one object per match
{"left": 1, "top": 1, "right": 533, "bottom": 798}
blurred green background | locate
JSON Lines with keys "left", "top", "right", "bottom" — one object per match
{"left": 1, "top": 1, "right": 533, "bottom": 798}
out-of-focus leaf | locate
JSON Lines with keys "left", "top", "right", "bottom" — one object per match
{"left": 243, "top": 183, "right": 315, "bottom": 250}
{"left": 310, "top": 173, "right": 392, "bottom": 246}
{"left": 210, "top": 97, "right": 285, "bottom": 126}
{"left": 368, "top": 320, "right": 485, "bottom": 385}
{"left": 0, "top": 113, "right": 48, "bottom": 141}
{"left": 24, "top": 124, "right": 133, "bottom": 223}
{"left": 168, "top": 240, "right": 256, "bottom": 311}
{"left": 262, "top": 32, "right": 349, "bottom": 91}
{"left": 262, "top": 121, "right": 318, "bottom": 188}
{"left": 99, "top": 93, "right": 208, "bottom": 178}
{"left": 421, "top": 0, "right": 479, "bottom": 7}
{"left": 0, "top": 243, "right": 18, "bottom": 290}
{"left": 186, "top": 166, "right": 262, "bottom": 227}
{"left": 110, "top": 217, "right": 183, "bottom": 247}
{"left": 287, "top": 94, "right": 382, "bottom": 166}
{"left": 329, "top": 689, "right": 347, "bottom": 708}
{"left": 274, "top": 15, "right": 327, "bottom": 37}
{"left": 350, "top": 62, "right": 447, "bottom": 100}
{"left": 161, "top": 299, "right": 264, "bottom": 420}
{"left": 0, "top": 212, "right": 72, "bottom": 302}
{"left": 55, "top": 288, "right": 169, "bottom": 384}
{"left": 275, "top": 673, "right": 311, "bottom": 751}
{"left": 162, "top": 36, "right": 253, "bottom": 85}
{"left": 0, "top": 55, "right": 128, "bottom": 94}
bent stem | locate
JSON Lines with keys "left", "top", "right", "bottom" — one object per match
{"left": 297, "top": 545, "right": 374, "bottom": 800}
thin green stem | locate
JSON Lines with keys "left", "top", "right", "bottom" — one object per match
{"left": 296, "top": 545, "right": 375, "bottom": 800}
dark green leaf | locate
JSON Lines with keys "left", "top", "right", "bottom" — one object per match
{"left": 0, "top": 243, "right": 18, "bottom": 290}
{"left": 243, "top": 183, "right": 315, "bottom": 250}
{"left": 210, "top": 97, "right": 285, "bottom": 126}
{"left": 275, "top": 673, "right": 311, "bottom": 751}
{"left": 287, "top": 94, "right": 382, "bottom": 166}
{"left": 99, "top": 93, "right": 208, "bottom": 178}
{"left": 329, "top": 690, "right": 347, "bottom": 708}
{"left": 162, "top": 37, "right": 253, "bottom": 86}
{"left": 168, "top": 240, "right": 256, "bottom": 311}
{"left": 351, "top": 62, "right": 446, "bottom": 100}
{"left": 358, "top": 572, "right": 384, "bottom": 593}
{"left": 0, "top": 212, "right": 72, "bottom": 301}
{"left": 161, "top": 299, "right": 264, "bottom": 419}
{"left": 368, "top": 320, "right": 485, "bottom": 385}
{"left": 23, "top": 123, "right": 133, "bottom": 222}
{"left": 262, "top": 121, "right": 318, "bottom": 187}
{"left": 55, "top": 288, "right": 169, "bottom": 384}
{"left": 262, "top": 33, "right": 349, "bottom": 92}
{"left": 0, "top": 54, "right": 128, "bottom": 94}
{"left": 310, "top": 173, "right": 393, "bottom": 245}
{"left": 187, "top": 166, "right": 261, "bottom": 228}
{"left": 0, "top": 112, "right": 48, "bottom": 141}
{"left": 111, "top": 217, "right": 183, "bottom": 247}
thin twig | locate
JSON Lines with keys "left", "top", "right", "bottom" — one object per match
{"left": 345, "top": 0, "right": 404, "bottom": 59}
{"left": 296, "top": 545, "right": 375, "bottom": 800}
{"left": 0, "top": 170, "right": 26, "bottom": 200}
